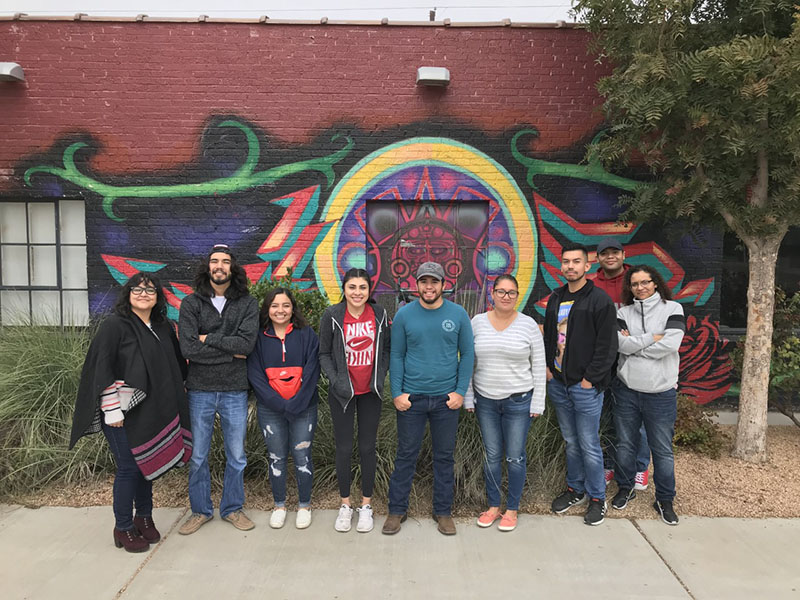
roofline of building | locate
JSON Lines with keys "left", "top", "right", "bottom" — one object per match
{"left": 0, "top": 14, "right": 583, "bottom": 28}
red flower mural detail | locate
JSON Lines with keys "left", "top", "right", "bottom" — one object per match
{"left": 679, "top": 315, "right": 732, "bottom": 404}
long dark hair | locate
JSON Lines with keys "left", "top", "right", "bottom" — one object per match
{"left": 340, "top": 268, "right": 374, "bottom": 304}
{"left": 259, "top": 287, "right": 308, "bottom": 330}
{"left": 114, "top": 272, "right": 167, "bottom": 323}
{"left": 193, "top": 251, "right": 249, "bottom": 300}
{"left": 621, "top": 264, "right": 672, "bottom": 305}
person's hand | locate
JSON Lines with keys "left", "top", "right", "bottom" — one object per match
{"left": 108, "top": 420, "right": 124, "bottom": 428}
{"left": 580, "top": 378, "right": 593, "bottom": 389}
{"left": 620, "top": 329, "right": 630, "bottom": 337}
{"left": 531, "top": 413, "right": 541, "bottom": 418}
{"left": 653, "top": 334, "right": 664, "bottom": 342}
{"left": 199, "top": 334, "right": 207, "bottom": 343}
{"left": 446, "top": 392, "right": 464, "bottom": 410}
{"left": 546, "top": 368, "right": 553, "bottom": 381}
{"left": 466, "top": 408, "right": 475, "bottom": 413}
{"left": 393, "top": 394, "right": 411, "bottom": 411}
{"left": 233, "top": 354, "right": 246, "bottom": 359}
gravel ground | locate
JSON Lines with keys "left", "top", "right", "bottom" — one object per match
{"left": 11, "top": 425, "right": 800, "bottom": 520}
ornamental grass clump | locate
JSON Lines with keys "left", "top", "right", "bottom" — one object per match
{"left": 0, "top": 322, "right": 114, "bottom": 495}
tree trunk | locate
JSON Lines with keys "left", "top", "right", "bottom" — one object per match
{"left": 732, "top": 233, "right": 784, "bottom": 462}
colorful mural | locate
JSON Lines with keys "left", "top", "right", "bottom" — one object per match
{"left": 19, "top": 117, "right": 731, "bottom": 403}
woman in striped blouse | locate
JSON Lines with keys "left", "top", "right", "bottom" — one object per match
{"left": 465, "top": 274, "right": 547, "bottom": 532}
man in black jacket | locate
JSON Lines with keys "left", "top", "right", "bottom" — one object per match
{"left": 544, "top": 243, "right": 617, "bottom": 526}
{"left": 177, "top": 244, "right": 259, "bottom": 536}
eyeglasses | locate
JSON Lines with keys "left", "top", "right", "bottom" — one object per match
{"left": 493, "top": 289, "right": 519, "bottom": 299}
{"left": 630, "top": 280, "right": 654, "bottom": 289}
{"left": 131, "top": 286, "right": 157, "bottom": 296}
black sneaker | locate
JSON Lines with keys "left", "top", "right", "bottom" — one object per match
{"left": 653, "top": 500, "right": 679, "bottom": 525}
{"left": 551, "top": 487, "right": 587, "bottom": 514}
{"left": 611, "top": 487, "right": 636, "bottom": 510}
{"left": 584, "top": 498, "right": 606, "bottom": 526}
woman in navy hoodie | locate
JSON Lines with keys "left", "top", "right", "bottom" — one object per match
{"left": 247, "top": 287, "right": 320, "bottom": 530}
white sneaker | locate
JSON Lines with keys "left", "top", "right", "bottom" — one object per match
{"left": 334, "top": 504, "right": 353, "bottom": 532}
{"left": 356, "top": 505, "right": 374, "bottom": 533}
{"left": 269, "top": 508, "right": 286, "bottom": 529}
{"left": 296, "top": 508, "right": 312, "bottom": 529}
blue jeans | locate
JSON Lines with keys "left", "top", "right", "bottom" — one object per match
{"left": 103, "top": 423, "right": 152, "bottom": 530}
{"left": 187, "top": 390, "right": 248, "bottom": 518}
{"left": 547, "top": 379, "right": 605, "bottom": 500}
{"left": 612, "top": 380, "right": 677, "bottom": 502}
{"left": 475, "top": 391, "right": 533, "bottom": 511}
{"left": 256, "top": 403, "right": 318, "bottom": 507}
{"left": 602, "top": 390, "right": 651, "bottom": 473}
{"left": 388, "top": 394, "right": 460, "bottom": 516}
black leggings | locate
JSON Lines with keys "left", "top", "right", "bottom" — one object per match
{"left": 329, "top": 392, "right": 382, "bottom": 499}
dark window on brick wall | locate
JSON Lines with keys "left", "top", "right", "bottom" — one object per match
{"left": 721, "top": 227, "right": 800, "bottom": 328}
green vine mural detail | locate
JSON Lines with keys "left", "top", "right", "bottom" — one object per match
{"left": 24, "top": 120, "right": 353, "bottom": 222}
{"left": 512, "top": 130, "right": 638, "bottom": 192}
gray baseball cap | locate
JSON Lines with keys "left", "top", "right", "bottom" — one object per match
{"left": 416, "top": 261, "right": 445, "bottom": 282}
{"left": 596, "top": 237, "right": 624, "bottom": 254}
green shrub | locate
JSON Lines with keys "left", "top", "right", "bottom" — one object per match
{"left": 0, "top": 322, "right": 115, "bottom": 493}
{"left": 674, "top": 394, "right": 726, "bottom": 458}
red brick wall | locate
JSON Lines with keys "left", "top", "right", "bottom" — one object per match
{"left": 0, "top": 21, "right": 606, "bottom": 186}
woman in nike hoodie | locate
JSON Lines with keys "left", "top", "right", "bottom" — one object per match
{"left": 318, "top": 268, "right": 390, "bottom": 533}
{"left": 612, "top": 265, "right": 685, "bottom": 525}
{"left": 247, "top": 287, "right": 320, "bottom": 529}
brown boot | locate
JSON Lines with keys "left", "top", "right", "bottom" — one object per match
{"left": 381, "top": 513, "right": 407, "bottom": 535}
{"left": 133, "top": 515, "right": 161, "bottom": 544}
{"left": 433, "top": 514, "right": 457, "bottom": 536}
{"left": 113, "top": 528, "right": 150, "bottom": 553}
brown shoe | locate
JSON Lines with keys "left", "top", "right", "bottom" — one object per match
{"left": 222, "top": 510, "right": 255, "bottom": 531}
{"left": 113, "top": 527, "right": 150, "bottom": 553}
{"left": 133, "top": 515, "right": 161, "bottom": 543}
{"left": 178, "top": 513, "right": 213, "bottom": 535}
{"left": 381, "top": 513, "right": 407, "bottom": 535}
{"left": 434, "top": 514, "right": 457, "bottom": 536}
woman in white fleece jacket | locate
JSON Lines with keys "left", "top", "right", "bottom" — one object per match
{"left": 611, "top": 265, "right": 685, "bottom": 526}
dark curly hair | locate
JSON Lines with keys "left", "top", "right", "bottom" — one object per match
{"left": 192, "top": 250, "right": 249, "bottom": 300}
{"left": 259, "top": 287, "right": 308, "bottom": 331}
{"left": 114, "top": 272, "right": 167, "bottom": 323}
{"left": 621, "top": 264, "right": 673, "bottom": 305}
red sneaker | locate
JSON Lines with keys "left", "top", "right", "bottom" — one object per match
{"left": 498, "top": 512, "right": 518, "bottom": 532}
{"left": 477, "top": 510, "right": 501, "bottom": 528}
{"left": 604, "top": 469, "right": 614, "bottom": 487}
{"left": 634, "top": 470, "right": 649, "bottom": 490}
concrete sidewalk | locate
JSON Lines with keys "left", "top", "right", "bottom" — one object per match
{"left": 1, "top": 505, "right": 798, "bottom": 599}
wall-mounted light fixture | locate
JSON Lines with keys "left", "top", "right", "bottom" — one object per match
{"left": 416, "top": 67, "right": 450, "bottom": 87}
{"left": 0, "top": 62, "right": 25, "bottom": 82}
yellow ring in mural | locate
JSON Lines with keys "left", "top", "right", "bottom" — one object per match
{"left": 315, "top": 138, "right": 536, "bottom": 308}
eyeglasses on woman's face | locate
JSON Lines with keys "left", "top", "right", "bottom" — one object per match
{"left": 630, "top": 279, "right": 654, "bottom": 289}
{"left": 130, "top": 286, "right": 157, "bottom": 296}
{"left": 493, "top": 289, "right": 519, "bottom": 299}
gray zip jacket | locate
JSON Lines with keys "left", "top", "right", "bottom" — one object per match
{"left": 616, "top": 292, "right": 685, "bottom": 393}
{"left": 318, "top": 302, "right": 390, "bottom": 412}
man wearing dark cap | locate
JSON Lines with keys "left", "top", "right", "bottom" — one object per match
{"left": 382, "top": 261, "right": 474, "bottom": 536}
{"left": 177, "top": 245, "right": 259, "bottom": 535}
{"left": 591, "top": 237, "right": 651, "bottom": 492}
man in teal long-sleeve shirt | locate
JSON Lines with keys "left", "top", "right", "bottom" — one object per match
{"left": 382, "top": 262, "right": 474, "bottom": 537}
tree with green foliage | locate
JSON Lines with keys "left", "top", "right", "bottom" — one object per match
{"left": 572, "top": 0, "right": 800, "bottom": 462}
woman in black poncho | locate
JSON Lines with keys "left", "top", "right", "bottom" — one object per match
{"left": 70, "top": 272, "right": 192, "bottom": 553}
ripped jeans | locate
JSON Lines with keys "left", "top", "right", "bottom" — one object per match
{"left": 474, "top": 391, "right": 533, "bottom": 511}
{"left": 256, "top": 402, "right": 318, "bottom": 508}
